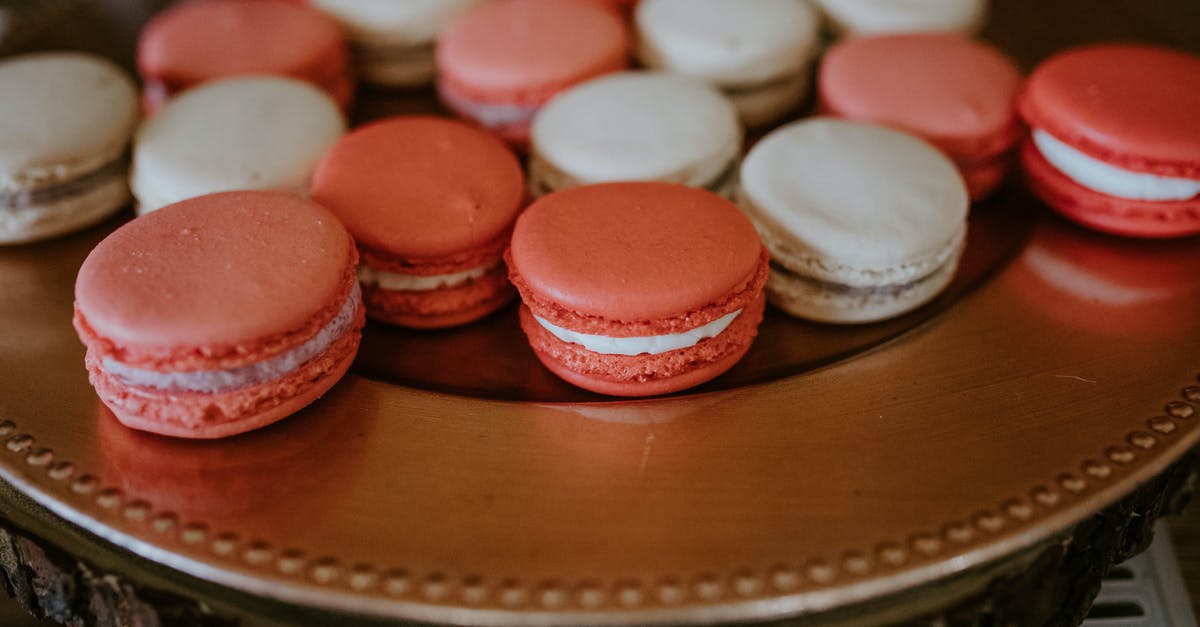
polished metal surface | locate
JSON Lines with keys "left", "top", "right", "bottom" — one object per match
{"left": 0, "top": 1, "right": 1198, "bottom": 624}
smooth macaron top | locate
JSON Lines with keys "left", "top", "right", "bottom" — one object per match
{"left": 311, "top": 0, "right": 485, "bottom": 45}
{"left": 312, "top": 116, "right": 524, "bottom": 260}
{"left": 820, "top": 34, "right": 1022, "bottom": 158}
{"left": 740, "top": 118, "right": 967, "bottom": 274}
{"left": 75, "top": 191, "right": 353, "bottom": 352}
{"left": 138, "top": 0, "right": 346, "bottom": 86}
{"left": 0, "top": 52, "right": 138, "bottom": 191}
{"left": 1019, "top": 44, "right": 1200, "bottom": 178}
{"left": 132, "top": 76, "right": 346, "bottom": 211}
{"left": 635, "top": 0, "right": 820, "bottom": 86}
{"left": 531, "top": 72, "right": 741, "bottom": 186}
{"left": 509, "top": 182, "right": 763, "bottom": 321}
{"left": 436, "top": 0, "right": 629, "bottom": 103}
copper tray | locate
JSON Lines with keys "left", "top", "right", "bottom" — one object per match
{"left": 1, "top": 2, "right": 1199, "bottom": 625}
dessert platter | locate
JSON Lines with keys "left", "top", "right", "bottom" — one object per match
{"left": 0, "top": 0, "right": 1198, "bottom": 625}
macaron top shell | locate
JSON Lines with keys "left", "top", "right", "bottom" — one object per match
{"left": 132, "top": 76, "right": 346, "bottom": 209}
{"left": 0, "top": 52, "right": 138, "bottom": 191}
{"left": 138, "top": 0, "right": 346, "bottom": 86}
{"left": 1019, "top": 44, "right": 1200, "bottom": 177}
{"left": 436, "top": 0, "right": 628, "bottom": 103}
{"left": 312, "top": 116, "right": 524, "bottom": 260}
{"left": 820, "top": 34, "right": 1022, "bottom": 158}
{"left": 531, "top": 72, "right": 741, "bottom": 186}
{"left": 509, "top": 182, "right": 763, "bottom": 320}
{"left": 75, "top": 191, "right": 353, "bottom": 351}
{"left": 739, "top": 118, "right": 967, "bottom": 272}
{"left": 635, "top": 0, "right": 820, "bottom": 86}
{"left": 310, "top": 0, "right": 486, "bottom": 45}
{"left": 813, "top": 0, "right": 987, "bottom": 36}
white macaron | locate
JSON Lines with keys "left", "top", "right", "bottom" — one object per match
{"left": 737, "top": 118, "right": 969, "bottom": 323}
{"left": 131, "top": 76, "right": 346, "bottom": 215}
{"left": 310, "top": 0, "right": 487, "bottom": 87}
{"left": 0, "top": 52, "right": 138, "bottom": 245}
{"left": 529, "top": 72, "right": 742, "bottom": 197}
{"left": 812, "top": 0, "right": 989, "bottom": 37}
{"left": 635, "top": 0, "right": 821, "bottom": 127}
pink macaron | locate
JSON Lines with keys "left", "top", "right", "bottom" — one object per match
{"left": 435, "top": 0, "right": 629, "bottom": 147}
{"left": 1019, "top": 44, "right": 1200, "bottom": 238}
{"left": 507, "top": 182, "right": 768, "bottom": 397}
{"left": 312, "top": 116, "right": 526, "bottom": 328}
{"left": 73, "top": 191, "right": 364, "bottom": 439}
{"left": 819, "top": 34, "right": 1023, "bottom": 201}
{"left": 138, "top": 0, "right": 354, "bottom": 113}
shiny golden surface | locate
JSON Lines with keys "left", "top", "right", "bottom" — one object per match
{"left": 0, "top": 1, "right": 1199, "bottom": 624}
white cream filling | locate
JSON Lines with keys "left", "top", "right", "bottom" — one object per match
{"left": 357, "top": 262, "right": 494, "bottom": 292}
{"left": 1032, "top": 129, "right": 1200, "bottom": 201}
{"left": 102, "top": 285, "right": 361, "bottom": 394}
{"left": 438, "top": 83, "right": 541, "bottom": 128}
{"left": 534, "top": 310, "right": 740, "bottom": 356}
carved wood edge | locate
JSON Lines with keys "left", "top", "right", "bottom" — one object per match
{"left": 0, "top": 449, "right": 1194, "bottom": 627}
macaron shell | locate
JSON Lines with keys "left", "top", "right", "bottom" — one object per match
{"left": 960, "top": 155, "right": 1012, "bottom": 201}
{"left": 813, "top": 0, "right": 988, "bottom": 36}
{"left": 311, "top": 0, "right": 487, "bottom": 45}
{"left": 1022, "top": 140, "right": 1200, "bottom": 238}
{"left": 138, "top": 0, "right": 348, "bottom": 88}
{"left": 508, "top": 182, "right": 764, "bottom": 322}
{"left": 1019, "top": 44, "right": 1200, "bottom": 178}
{"left": 819, "top": 34, "right": 1023, "bottom": 160}
{"left": 436, "top": 0, "right": 629, "bottom": 104}
{"left": 74, "top": 190, "right": 354, "bottom": 361}
{"left": 518, "top": 293, "right": 764, "bottom": 397}
{"left": 0, "top": 170, "right": 130, "bottom": 245}
{"left": 362, "top": 265, "right": 515, "bottom": 328}
{"left": 635, "top": 0, "right": 820, "bottom": 86}
{"left": 0, "top": 52, "right": 138, "bottom": 190}
{"left": 88, "top": 324, "right": 360, "bottom": 439}
{"left": 312, "top": 116, "right": 524, "bottom": 260}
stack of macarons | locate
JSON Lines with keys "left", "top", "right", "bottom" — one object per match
{"left": 137, "top": 0, "right": 354, "bottom": 113}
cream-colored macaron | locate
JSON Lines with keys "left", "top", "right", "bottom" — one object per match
{"left": 529, "top": 72, "right": 741, "bottom": 197}
{"left": 131, "top": 76, "right": 346, "bottom": 215}
{"left": 0, "top": 52, "right": 138, "bottom": 245}
{"left": 812, "top": 0, "right": 989, "bottom": 37}
{"left": 635, "top": 0, "right": 821, "bottom": 127}
{"left": 310, "top": 0, "right": 487, "bottom": 86}
{"left": 737, "top": 118, "right": 968, "bottom": 323}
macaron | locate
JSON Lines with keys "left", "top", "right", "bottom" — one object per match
{"left": 634, "top": 0, "right": 821, "bottom": 127}
{"left": 73, "top": 191, "right": 364, "bottom": 439}
{"left": 309, "top": 0, "right": 486, "bottom": 87}
{"left": 812, "top": 0, "right": 988, "bottom": 37}
{"left": 819, "top": 34, "right": 1024, "bottom": 200}
{"left": 507, "top": 182, "right": 769, "bottom": 397}
{"left": 737, "top": 118, "right": 969, "bottom": 323}
{"left": 0, "top": 52, "right": 138, "bottom": 245}
{"left": 131, "top": 76, "right": 346, "bottom": 215}
{"left": 436, "top": 0, "right": 629, "bottom": 147}
{"left": 1019, "top": 44, "right": 1200, "bottom": 238}
{"left": 137, "top": 0, "right": 353, "bottom": 113}
{"left": 529, "top": 72, "right": 741, "bottom": 197}
{"left": 312, "top": 116, "right": 525, "bottom": 328}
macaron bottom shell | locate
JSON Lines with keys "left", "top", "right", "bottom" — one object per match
{"left": 0, "top": 172, "right": 129, "bottom": 245}
{"left": 1022, "top": 140, "right": 1200, "bottom": 238}
{"left": 85, "top": 321, "right": 361, "bottom": 439}
{"left": 518, "top": 294, "right": 765, "bottom": 397}
{"left": 361, "top": 266, "right": 516, "bottom": 329}
{"left": 726, "top": 71, "right": 811, "bottom": 129}
{"left": 960, "top": 155, "right": 1012, "bottom": 202}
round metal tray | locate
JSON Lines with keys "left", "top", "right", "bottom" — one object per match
{"left": 0, "top": 1, "right": 1198, "bottom": 624}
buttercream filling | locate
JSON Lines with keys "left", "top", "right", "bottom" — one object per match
{"left": 101, "top": 284, "right": 361, "bottom": 394}
{"left": 1032, "top": 129, "right": 1200, "bottom": 201}
{"left": 357, "top": 262, "right": 496, "bottom": 292}
{"left": 770, "top": 258, "right": 949, "bottom": 298}
{"left": 438, "top": 83, "right": 542, "bottom": 128}
{"left": 1, "top": 158, "right": 127, "bottom": 211}
{"left": 534, "top": 310, "right": 741, "bottom": 356}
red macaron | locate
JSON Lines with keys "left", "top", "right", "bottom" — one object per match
{"left": 507, "top": 182, "right": 769, "bottom": 397}
{"left": 138, "top": 0, "right": 354, "bottom": 113}
{"left": 818, "top": 34, "right": 1024, "bottom": 201}
{"left": 1019, "top": 44, "right": 1200, "bottom": 238}
{"left": 73, "top": 191, "right": 364, "bottom": 439}
{"left": 312, "top": 116, "right": 525, "bottom": 328}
